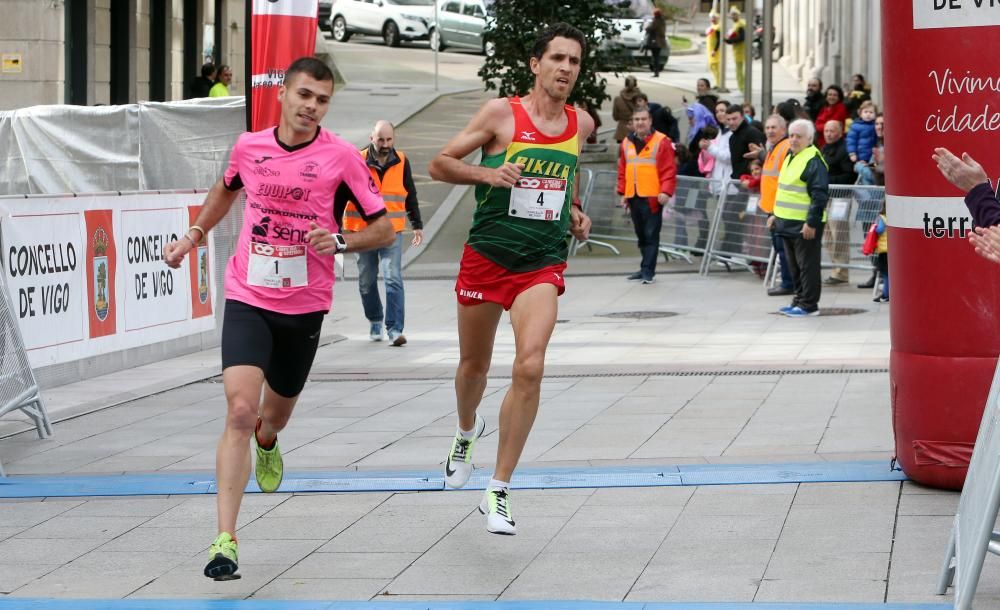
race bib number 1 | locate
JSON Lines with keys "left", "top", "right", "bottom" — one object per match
{"left": 247, "top": 243, "right": 308, "bottom": 288}
{"left": 509, "top": 177, "right": 567, "bottom": 221}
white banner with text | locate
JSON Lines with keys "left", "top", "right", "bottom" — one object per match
{"left": 0, "top": 192, "right": 216, "bottom": 368}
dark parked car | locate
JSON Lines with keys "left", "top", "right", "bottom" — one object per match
{"left": 319, "top": 1, "right": 333, "bottom": 31}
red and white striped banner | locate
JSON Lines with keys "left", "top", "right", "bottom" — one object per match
{"left": 249, "top": 0, "right": 319, "bottom": 131}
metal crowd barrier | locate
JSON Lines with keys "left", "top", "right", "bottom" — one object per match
{"left": 572, "top": 170, "right": 725, "bottom": 265}
{"left": 699, "top": 182, "right": 886, "bottom": 285}
{"left": 0, "top": 272, "right": 52, "bottom": 476}
{"left": 574, "top": 169, "right": 886, "bottom": 288}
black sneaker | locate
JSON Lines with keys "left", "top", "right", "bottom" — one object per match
{"left": 626, "top": 272, "right": 643, "bottom": 281}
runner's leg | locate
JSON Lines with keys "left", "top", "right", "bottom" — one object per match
{"left": 256, "top": 384, "right": 299, "bottom": 446}
{"left": 455, "top": 301, "right": 503, "bottom": 431}
{"left": 217, "top": 365, "right": 265, "bottom": 536}
{"left": 493, "top": 282, "right": 558, "bottom": 482}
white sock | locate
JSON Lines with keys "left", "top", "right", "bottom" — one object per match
{"left": 488, "top": 478, "right": 510, "bottom": 491}
{"left": 458, "top": 418, "right": 478, "bottom": 439}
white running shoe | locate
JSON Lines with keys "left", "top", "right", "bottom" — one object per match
{"left": 479, "top": 487, "right": 516, "bottom": 535}
{"left": 444, "top": 414, "right": 485, "bottom": 489}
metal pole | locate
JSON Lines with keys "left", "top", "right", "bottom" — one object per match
{"left": 719, "top": 0, "right": 728, "bottom": 92}
{"left": 433, "top": 0, "right": 439, "bottom": 91}
{"left": 745, "top": 0, "right": 754, "bottom": 107}
{"left": 761, "top": 0, "right": 774, "bottom": 115}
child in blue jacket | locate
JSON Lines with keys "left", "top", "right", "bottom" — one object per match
{"left": 847, "top": 101, "right": 878, "bottom": 184}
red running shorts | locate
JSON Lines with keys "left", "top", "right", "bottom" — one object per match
{"left": 454, "top": 244, "right": 566, "bottom": 310}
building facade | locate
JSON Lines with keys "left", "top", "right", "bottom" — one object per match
{"left": 0, "top": 0, "right": 246, "bottom": 111}
{"left": 776, "top": 0, "right": 883, "bottom": 106}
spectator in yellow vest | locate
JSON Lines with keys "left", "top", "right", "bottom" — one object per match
{"left": 767, "top": 119, "right": 830, "bottom": 317}
{"left": 342, "top": 120, "right": 424, "bottom": 346}
{"left": 209, "top": 65, "right": 232, "bottom": 97}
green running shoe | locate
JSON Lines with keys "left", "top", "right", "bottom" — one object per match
{"left": 255, "top": 433, "right": 283, "bottom": 493}
{"left": 204, "top": 532, "right": 240, "bottom": 580}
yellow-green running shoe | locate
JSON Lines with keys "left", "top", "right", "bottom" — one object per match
{"left": 204, "top": 532, "right": 240, "bottom": 580}
{"left": 255, "top": 433, "right": 284, "bottom": 493}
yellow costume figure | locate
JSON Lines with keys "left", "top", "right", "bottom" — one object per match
{"left": 726, "top": 8, "right": 747, "bottom": 93}
{"left": 706, "top": 12, "right": 721, "bottom": 88}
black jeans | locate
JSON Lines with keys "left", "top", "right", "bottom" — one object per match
{"left": 649, "top": 46, "right": 662, "bottom": 75}
{"left": 630, "top": 197, "right": 662, "bottom": 279}
{"left": 781, "top": 225, "right": 825, "bottom": 312}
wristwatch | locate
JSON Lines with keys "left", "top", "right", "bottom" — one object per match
{"left": 332, "top": 233, "right": 348, "bottom": 253}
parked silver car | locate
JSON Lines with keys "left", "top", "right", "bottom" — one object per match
{"left": 429, "top": 0, "right": 495, "bottom": 56}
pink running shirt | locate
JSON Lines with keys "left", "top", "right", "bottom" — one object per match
{"left": 223, "top": 127, "right": 386, "bottom": 314}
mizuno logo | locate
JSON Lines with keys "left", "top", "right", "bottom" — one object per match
{"left": 520, "top": 131, "right": 536, "bottom": 141}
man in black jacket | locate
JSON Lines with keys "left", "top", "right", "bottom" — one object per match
{"left": 820, "top": 120, "right": 855, "bottom": 285}
{"left": 720, "top": 103, "right": 765, "bottom": 255}
{"left": 803, "top": 78, "right": 824, "bottom": 122}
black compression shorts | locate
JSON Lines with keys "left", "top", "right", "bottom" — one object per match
{"left": 221, "top": 299, "right": 325, "bottom": 398}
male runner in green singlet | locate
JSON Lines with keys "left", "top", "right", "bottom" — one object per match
{"left": 428, "top": 22, "right": 594, "bottom": 535}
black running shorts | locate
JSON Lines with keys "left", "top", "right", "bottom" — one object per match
{"left": 221, "top": 299, "right": 325, "bottom": 398}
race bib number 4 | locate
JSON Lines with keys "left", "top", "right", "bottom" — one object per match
{"left": 247, "top": 243, "right": 308, "bottom": 288}
{"left": 509, "top": 177, "right": 567, "bottom": 221}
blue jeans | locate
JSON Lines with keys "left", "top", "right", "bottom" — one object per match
{"left": 629, "top": 197, "right": 662, "bottom": 279}
{"left": 772, "top": 232, "right": 793, "bottom": 290}
{"left": 356, "top": 232, "right": 404, "bottom": 334}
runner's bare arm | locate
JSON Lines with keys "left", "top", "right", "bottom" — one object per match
{"left": 428, "top": 98, "right": 522, "bottom": 188}
{"left": 307, "top": 216, "right": 394, "bottom": 255}
{"left": 164, "top": 178, "right": 240, "bottom": 268}
{"left": 569, "top": 108, "right": 595, "bottom": 240}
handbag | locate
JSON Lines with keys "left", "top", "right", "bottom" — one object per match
{"left": 861, "top": 222, "right": 879, "bottom": 256}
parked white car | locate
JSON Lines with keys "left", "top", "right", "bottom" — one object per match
{"left": 329, "top": 0, "right": 435, "bottom": 47}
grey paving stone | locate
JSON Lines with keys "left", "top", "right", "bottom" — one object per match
{"left": 284, "top": 551, "right": 420, "bottom": 579}
{"left": 253, "top": 577, "right": 391, "bottom": 600}
{"left": 15, "top": 516, "right": 150, "bottom": 540}
{"left": 501, "top": 550, "right": 652, "bottom": 600}
{"left": 0, "top": 564, "right": 62, "bottom": 594}
{"left": 628, "top": 565, "right": 761, "bottom": 602}
{"left": 549, "top": 523, "right": 669, "bottom": 555}
{"left": 755, "top": 577, "right": 887, "bottom": 602}
{"left": 586, "top": 486, "right": 695, "bottom": 507}
{"left": 0, "top": 501, "right": 85, "bottom": 529}
{"left": 0, "top": 537, "right": 106, "bottom": 565}
{"left": 387, "top": 563, "right": 519, "bottom": 596}
{"left": 764, "top": 551, "right": 890, "bottom": 581}
{"left": 99, "top": 526, "right": 218, "bottom": 554}
{"left": 131, "top": 557, "right": 289, "bottom": 598}
{"left": 12, "top": 552, "right": 193, "bottom": 598}
{"left": 63, "top": 497, "right": 187, "bottom": 517}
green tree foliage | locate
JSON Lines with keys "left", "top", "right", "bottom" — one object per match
{"left": 478, "top": 0, "right": 625, "bottom": 110}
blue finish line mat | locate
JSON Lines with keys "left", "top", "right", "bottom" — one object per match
{"left": 0, "top": 599, "right": 951, "bottom": 609}
{"left": 0, "top": 460, "right": 907, "bottom": 499}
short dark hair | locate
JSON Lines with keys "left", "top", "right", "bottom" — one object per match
{"left": 284, "top": 56, "right": 334, "bottom": 86}
{"left": 697, "top": 77, "right": 711, "bottom": 89}
{"left": 826, "top": 85, "right": 845, "bottom": 102}
{"left": 634, "top": 92, "right": 649, "bottom": 103}
{"left": 201, "top": 62, "right": 216, "bottom": 78}
{"left": 632, "top": 107, "right": 651, "bottom": 119}
{"left": 531, "top": 22, "right": 587, "bottom": 60}
{"left": 776, "top": 99, "right": 804, "bottom": 124}
{"left": 726, "top": 103, "right": 743, "bottom": 115}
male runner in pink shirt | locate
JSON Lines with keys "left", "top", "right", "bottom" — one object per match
{"left": 164, "top": 56, "right": 393, "bottom": 580}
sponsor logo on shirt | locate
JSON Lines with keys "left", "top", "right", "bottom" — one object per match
{"left": 256, "top": 183, "right": 311, "bottom": 202}
{"left": 299, "top": 161, "right": 319, "bottom": 182}
{"left": 253, "top": 165, "right": 281, "bottom": 177}
{"left": 254, "top": 156, "right": 273, "bottom": 164}
{"left": 521, "top": 131, "right": 536, "bottom": 141}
